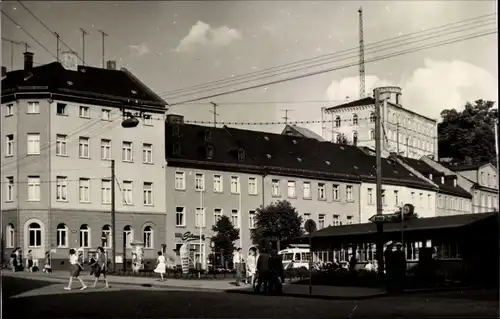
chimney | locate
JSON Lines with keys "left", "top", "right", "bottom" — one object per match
{"left": 24, "top": 52, "right": 34, "bottom": 71}
{"left": 106, "top": 60, "right": 116, "bottom": 70}
{"left": 167, "top": 114, "right": 184, "bottom": 124}
{"left": 1, "top": 66, "right": 6, "bottom": 78}
{"left": 61, "top": 51, "right": 78, "bottom": 71}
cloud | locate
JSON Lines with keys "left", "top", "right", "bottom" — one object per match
{"left": 175, "top": 21, "right": 242, "bottom": 53}
{"left": 325, "top": 60, "right": 497, "bottom": 119}
{"left": 127, "top": 43, "right": 150, "bottom": 57}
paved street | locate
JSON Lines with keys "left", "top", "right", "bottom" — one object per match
{"left": 3, "top": 276, "right": 498, "bottom": 318}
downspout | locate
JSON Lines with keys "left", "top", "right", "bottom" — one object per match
{"left": 47, "top": 94, "right": 53, "bottom": 260}
{"left": 358, "top": 182, "right": 362, "bottom": 224}
{"left": 15, "top": 94, "right": 20, "bottom": 250}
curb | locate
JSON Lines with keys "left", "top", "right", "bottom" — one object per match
{"left": 225, "top": 288, "right": 388, "bottom": 300}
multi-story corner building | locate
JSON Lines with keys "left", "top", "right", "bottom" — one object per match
{"left": 164, "top": 115, "right": 438, "bottom": 268}
{"left": 422, "top": 160, "right": 498, "bottom": 213}
{"left": 395, "top": 156, "right": 473, "bottom": 216}
{"left": 1, "top": 52, "right": 167, "bottom": 267}
{"left": 323, "top": 87, "right": 438, "bottom": 160}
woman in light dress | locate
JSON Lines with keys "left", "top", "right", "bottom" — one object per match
{"left": 154, "top": 251, "right": 166, "bottom": 282}
{"left": 64, "top": 248, "right": 87, "bottom": 291}
{"left": 246, "top": 247, "right": 258, "bottom": 286}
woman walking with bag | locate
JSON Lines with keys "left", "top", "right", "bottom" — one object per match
{"left": 64, "top": 249, "right": 87, "bottom": 291}
{"left": 92, "top": 247, "right": 110, "bottom": 289}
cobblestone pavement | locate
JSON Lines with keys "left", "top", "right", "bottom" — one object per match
{"left": 3, "top": 276, "right": 498, "bottom": 318}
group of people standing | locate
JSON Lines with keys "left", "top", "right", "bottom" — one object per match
{"left": 384, "top": 242, "right": 407, "bottom": 293}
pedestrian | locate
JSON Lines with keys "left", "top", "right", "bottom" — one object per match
{"left": 89, "top": 251, "right": 97, "bottom": 276}
{"left": 14, "top": 247, "right": 23, "bottom": 272}
{"left": 153, "top": 251, "right": 166, "bottom": 282}
{"left": 92, "top": 247, "right": 110, "bottom": 289}
{"left": 9, "top": 253, "right": 15, "bottom": 271}
{"left": 393, "top": 243, "right": 406, "bottom": 293}
{"left": 384, "top": 242, "right": 394, "bottom": 292}
{"left": 233, "top": 247, "right": 243, "bottom": 286}
{"left": 43, "top": 251, "right": 52, "bottom": 274}
{"left": 268, "top": 249, "right": 284, "bottom": 295}
{"left": 64, "top": 248, "right": 87, "bottom": 291}
{"left": 26, "top": 250, "right": 34, "bottom": 272}
{"left": 256, "top": 246, "right": 270, "bottom": 294}
{"left": 246, "top": 247, "right": 257, "bottom": 285}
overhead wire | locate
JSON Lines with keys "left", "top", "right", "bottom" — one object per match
{"left": 167, "top": 28, "right": 496, "bottom": 106}
{"left": 158, "top": 14, "right": 496, "bottom": 99}
{"left": 1, "top": 9, "right": 58, "bottom": 60}
{"left": 16, "top": 0, "right": 84, "bottom": 63}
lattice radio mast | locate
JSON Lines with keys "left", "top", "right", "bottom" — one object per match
{"left": 358, "top": 7, "right": 366, "bottom": 99}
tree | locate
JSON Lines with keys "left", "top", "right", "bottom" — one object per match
{"left": 211, "top": 215, "right": 240, "bottom": 265}
{"left": 438, "top": 99, "right": 498, "bottom": 166}
{"left": 250, "top": 200, "right": 304, "bottom": 251}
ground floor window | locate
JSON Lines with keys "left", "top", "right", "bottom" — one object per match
{"left": 80, "top": 224, "right": 90, "bottom": 248}
{"left": 28, "top": 222, "right": 42, "bottom": 247}
{"left": 57, "top": 223, "right": 68, "bottom": 248}
{"left": 143, "top": 226, "right": 153, "bottom": 248}
{"left": 435, "top": 243, "right": 461, "bottom": 259}
{"left": 6, "top": 224, "right": 15, "bottom": 248}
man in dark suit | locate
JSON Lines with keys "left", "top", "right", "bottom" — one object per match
{"left": 256, "top": 247, "right": 270, "bottom": 294}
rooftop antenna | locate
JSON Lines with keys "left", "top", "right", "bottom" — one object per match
{"left": 80, "top": 28, "right": 88, "bottom": 66}
{"left": 281, "top": 109, "right": 293, "bottom": 124}
{"left": 209, "top": 102, "right": 219, "bottom": 128}
{"left": 358, "top": 7, "right": 366, "bottom": 98}
{"left": 97, "top": 29, "right": 108, "bottom": 68}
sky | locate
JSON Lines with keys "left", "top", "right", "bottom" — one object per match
{"left": 1, "top": 1, "right": 497, "bottom": 136}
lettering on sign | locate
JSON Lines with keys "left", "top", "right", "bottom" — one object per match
{"left": 175, "top": 231, "right": 205, "bottom": 242}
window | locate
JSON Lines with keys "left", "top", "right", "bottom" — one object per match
{"left": 98, "top": 139, "right": 111, "bottom": 160}
{"left": 204, "top": 129, "right": 212, "bottom": 141}
{"left": 231, "top": 210, "right": 239, "bottom": 227}
{"left": 333, "top": 215, "right": 341, "bottom": 226}
{"left": 27, "top": 133, "right": 40, "bottom": 155}
{"left": 56, "top": 103, "right": 67, "bottom": 115}
{"left": 480, "top": 172, "right": 484, "bottom": 185}
{"left": 248, "top": 177, "right": 257, "bottom": 195}
{"left": 123, "top": 181, "right": 133, "bottom": 205}
{"left": 411, "top": 192, "right": 415, "bottom": 203}
{"left": 214, "top": 208, "right": 223, "bottom": 224}
{"left": 101, "top": 109, "right": 111, "bottom": 121}
{"left": 79, "top": 178, "right": 90, "bottom": 203}
{"left": 419, "top": 193, "right": 424, "bottom": 208}
{"left": 438, "top": 195, "right": 443, "bottom": 208}
{"left": 172, "top": 125, "right": 180, "bottom": 137}
{"left": 143, "top": 114, "right": 153, "bottom": 126}
{"left": 5, "top": 177, "right": 14, "bottom": 202}
{"left": 173, "top": 143, "right": 181, "bottom": 156}
{"left": 27, "top": 101, "right": 40, "bottom": 114}
{"left": 318, "top": 214, "right": 325, "bottom": 229}
{"left": 230, "top": 176, "right": 240, "bottom": 194}
{"left": 381, "top": 189, "right": 386, "bottom": 205}
{"left": 352, "top": 131, "right": 358, "bottom": 146}
{"left": 79, "top": 137, "right": 90, "bottom": 158}
{"left": 206, "top": 145, "right": 214, "bottom": 159}
{"left": 249, "top": 210, "right": 256, "bottom": 229}
{"left": 352, "top": 114, "right": 358, "bottom": 125}
{"left": 369, "top": 112, "right": 375, "bottom": 123}
{"left": 122, "top": 141, "right": 133, "bottom": 162}
{"left": 195, "top": 173, "right": 205, "bottom": 191}
{"left": 5, "top": 104, "right": 14, "bottom": 116}
{"left": 318, "top": 183, "right": 326, "bottom": 200}
{"left": 335, "top": 116, "right": 341, "bottom": 127}
{"left": 237, "top": 148, "right": 245, "bottom": 161}
{"left": 79, "top": 106, "right": 90, "bottom": 118}
{"left": 287, "top": 181, "right": 296, "bottom": 198}
{"left": 346, "top": 185, "right": 353, "bottom": 201}
{"left": 124, "top": 226, "right": 133, "bottom": 248}
{"left": 6, "top": 224, "right": 15, "bottom": 248}
{"left": 56, "top": 134, "right": 67, "bottom": 156}
{"left": 102, "top": 225, "right": 112, "bottom": 248}
{"left": 271, "top": 179, "right": 280, "bottom": 197}
{"left": 6, "top": 134, "right": 14, "bottom": 156}
{"left": 143, "top": 182, "right": 153, "bottom": 205}
{"left": 303, "top": 182, "right": 311, "bottom": 198}
{"left": 101, "top": 179, "right": 111, "bottom": 204}
{"left": 143, "top": 226, "right": 153, "bottom": 248}
{"left": 213, "top": 174, "right": 223, "bottom": 192}
{"left": 346, "top": 216, "right": 353, "bottom": 225}
{"left": 332, "top": 184, "right": 340, "bottom": 201}
{"left": 195, "top": 208, "right": 206, "bottom": 228}
{"left": 367, "top": 188, "right": 373, "bottom": 205}
{"left": 28, "top": 222, "right": 42, "bottom": 247}
{"left": 27, "top": 176, "right": 40, "bottom": 201}
{"left": 57, "top": 223, "right": 68, "bottom": 248}
{"left": 394, "top": 190, "right": 399, "bottom": 206}
{"left": 142, "top": 143, "right": 153, "bottom": 164}
{"left": 56, "top": 176, "right": 68, "bottom": 201}
{"left": 369, "top": 130, "right": 375, "bottom": 140}
{"left": 80, "top": 224, "right": 90, "bottom": 248}
{"left": 174, "top": 172, "right": 186, "bottom": 190}
{"left": 175, "top": 207, "right": 186, "bottom": 227}
{"left": 304, "top": 213, "right": 311, "bottom": 221}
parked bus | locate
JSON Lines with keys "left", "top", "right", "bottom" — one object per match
{"left": 278, "top": 244, "right": 311, "bottom": 270}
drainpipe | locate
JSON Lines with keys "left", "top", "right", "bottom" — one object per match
{"left": 15, "top": 96, "right": 20, "bottom": 252}
{"left": 48, "top": 94, "right": 53, "bottom": 262}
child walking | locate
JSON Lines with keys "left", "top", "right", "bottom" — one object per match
{"left": 64, "top": 249, "right": 87, "bottom": 291}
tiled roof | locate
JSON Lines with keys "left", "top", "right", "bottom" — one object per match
{"left": 445, "top": 163, "right": 488, "bottom": 172}
{"left": 310, "top": 212, "right": 497, "bottom": 238}
{"left": 282, "top": 125, "right": 325, "bottom": 141}
{"left": 165, "top": 122, "right": 436, "bottom": 190}
{"left": 1, "top": 62, "right": 167, "bottom": 109}
{"left": 324, "top": 97, "right": 436, "bottom": 122}
{"left": 398, "top": 156, "right": 472, "bottom": 198}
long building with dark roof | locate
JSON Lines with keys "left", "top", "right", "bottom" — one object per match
{"left": 163, "top": 114, "right": 447, "bottom": 262}
{"left": 1, "top": 52, "right": 168, "bottom": 269}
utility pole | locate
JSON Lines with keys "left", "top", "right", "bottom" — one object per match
{"left": 209, "top": 102, "right": 219, "bottom": 128}
{"left": 98, "top": 29, "right": 108, "bottom": 68}
{"left": 373, "top": 87, "right": 385, "bottom": 276}
{"left": 80, "top": 28, "right": 88, "bottom": 66}
{"left": 111, "top": 160, "right": 116, "bottom": 273}
{"left": 358, "top": 7, "right": 366, "bottom": 98}
{"left": 281, "top": 109, "right": 293, "bottom": 124}
{"left": 55, "top": 33, "right": 60, "bottom": 62}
